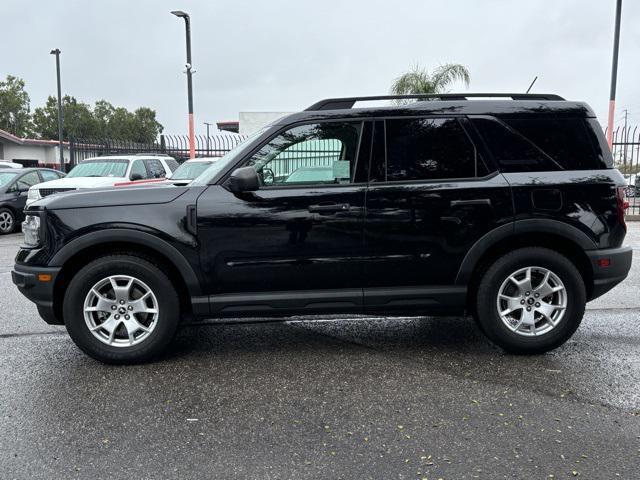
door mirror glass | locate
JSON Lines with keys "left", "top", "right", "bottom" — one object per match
{"left": 130, "top": 172, "right": 144, "bottom": 181}
{"left": 229, "top": 166, "right": 260, "bottom": 192}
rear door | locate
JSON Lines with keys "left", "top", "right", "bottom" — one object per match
{"left": 362, "top": 116, "right": 513, "bottom": 311}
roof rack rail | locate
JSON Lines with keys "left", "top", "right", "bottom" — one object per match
{"left": 305, "top": 93, "right": 565, "bottom": 111}
{"left": 133, "top": 153, "right": 171, "bottom": 157}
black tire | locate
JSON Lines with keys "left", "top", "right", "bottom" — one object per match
{"left": 0, "top": 207, "right": 16, "bottom": 234}
{"left": 475, "top": 247, "right": 586, "bottom": 354}
{"left": 63, "top": 255, "right": 180, "bottom": 364}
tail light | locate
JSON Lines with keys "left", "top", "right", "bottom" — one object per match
{"left": 616, "top": 186, "right": 629, "bottom": 227}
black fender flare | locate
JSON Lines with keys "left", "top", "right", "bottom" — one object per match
{"left": 49, "top": 228, "right": 202, "bottom": 295}
{"left": 455, "top": 219, "right": 597, "bottom": 285}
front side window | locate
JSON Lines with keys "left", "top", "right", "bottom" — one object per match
{"left": 129, "top": 160, "right": 148, "bottom": 180}
{"left": 16, "top": 171, "right": 41, "bottom": 190}
{"left": 244, "top": 122, "right": 363, "bottom": 186}
{"left": 385, "top": 118, "right": 478, "bottom": 181}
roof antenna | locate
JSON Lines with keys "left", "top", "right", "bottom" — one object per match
{"left": 525, "top": 76, "right": 538, "bottom": 94}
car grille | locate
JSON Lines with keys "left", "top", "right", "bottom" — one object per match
{"left": 39, "top": 188, "right": 77, "bottom": 198}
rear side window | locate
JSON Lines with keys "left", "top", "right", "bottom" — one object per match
{"left": 385, "top": 118, "right": 479, "bottom": 181}
{"left": 473, "top": 117, "right": 608, "bottom": 172}
{"left": 504, "top": 118, "right": 603, "bottom": 170}
{"left": 145, "top": 159, "right": 167, "bottom": 178}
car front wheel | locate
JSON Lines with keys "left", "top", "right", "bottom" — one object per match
{"left": 0, "top": 208, "right": 16, "bottom": 234}
{"left": 63, "top": 254, "right": 180, "bottom": 364}
{"left": 475, "top": 247, "right": 586, "bottom": 354}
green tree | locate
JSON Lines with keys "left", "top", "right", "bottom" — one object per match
{"left": 0, "top": 75, "right": 33, "bottom": 136}
{"left": 32, "top": 97, "right": 163, "bottom": 143}
{"left": 32, "top": 95, "right": 97, "bottom": 140}
{"left": 390, "top": 63, "right": 471, "bottom": 103}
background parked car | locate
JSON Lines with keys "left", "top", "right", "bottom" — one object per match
{"left": 0, "top": 167, "right": 65, "bottom": 234}
{"left": 0, "top": 161, "right": 24, "bottom": 169}
{"left": 26, "top": 154, "right": 178, "bottom": 205}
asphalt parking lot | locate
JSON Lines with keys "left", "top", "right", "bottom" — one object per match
{"left": 1, "top": 227, "right": 639, "bottom": 480}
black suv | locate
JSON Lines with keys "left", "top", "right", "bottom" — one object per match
{"left": 12, "top": 93, "right": 632, "bottom": 363}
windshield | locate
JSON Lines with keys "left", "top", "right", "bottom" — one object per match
{"left": 0, "top": 172, "right": 18, "bottom": 188}
{"left": 191, "top": 128, "right": 268, "bottom": 185}
{"left": 171, "top": 161, "right": 214, "bottom": 180}
{"left": 67, "top": 160, "right": 129, "bottom": 178}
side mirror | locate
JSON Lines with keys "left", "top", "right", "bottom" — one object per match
{"left": 130, "top": 173, "right": 144, "bottom": 181}
{"left": 229, "top": 166, "right": 260, "bottom": 193}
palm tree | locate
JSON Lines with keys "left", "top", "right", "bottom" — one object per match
{"left": 390, "top": 63, "right": 470, "bottom": 104}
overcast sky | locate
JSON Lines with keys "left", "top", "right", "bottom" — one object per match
{"left": 2, "top": 0, "right": 639, "bottom": 135}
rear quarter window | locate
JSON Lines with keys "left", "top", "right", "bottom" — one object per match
{"left": 472, "top": 117, "right": 609, "bottom": 172}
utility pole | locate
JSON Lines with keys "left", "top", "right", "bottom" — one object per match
{"left": 204, "top": 121, "right": 213, "bottom": 154}
{"left": 50, "top": 49, "right": 65, "bottom": 170}
{"left": 606, "top": 0, "right": 623, "bottom": 149}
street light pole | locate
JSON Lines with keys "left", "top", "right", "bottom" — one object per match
{"left": 606, "top": 0, "right": 623, "bottom": 150}
{"left": 204, "top": 122, "right": 213, "bottom": 154}
{"left": 50, "top": 49, "right": 65, "bottom": 170}
{"left": 171, "top": 10, "right": 196, "bottom": 159}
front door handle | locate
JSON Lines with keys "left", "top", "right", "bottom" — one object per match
{"left": 308, "top": 203, "right": 351, "bottom": 214}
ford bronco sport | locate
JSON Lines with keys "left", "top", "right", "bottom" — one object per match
{"left": 12, "top": 93, "right": 632, "bottom": 363}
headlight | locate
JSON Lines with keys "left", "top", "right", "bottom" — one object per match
{"left": 27, "top": 188, "right": 41, "bottom": 202}
{"left": 22, "top": 215, "right": 41, "bottom": 247}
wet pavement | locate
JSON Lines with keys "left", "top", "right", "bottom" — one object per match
{"left": 1, "top": 226, "right": 639, "bottom": 479}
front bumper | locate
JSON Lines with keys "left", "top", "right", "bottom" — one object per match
{"left": 12, "top": 264, "right": 62, "bottom": 325}
{"left": 587, "top": 246, "right": 633, "bottom": 300}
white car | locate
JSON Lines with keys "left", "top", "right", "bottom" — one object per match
{"left": 27, "top": 154, "right": 178, "bottom": 205}
{"left": 0, "top": 161, "right": 23, "bottom": 169}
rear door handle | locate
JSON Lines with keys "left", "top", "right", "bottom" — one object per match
{"left": 450, "top": 199, "right": 492, "bottom": 207}
{"left": 308, "top": 203, "right": 351, "bottom": 213}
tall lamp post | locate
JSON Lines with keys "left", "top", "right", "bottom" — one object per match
{"left": 171, "top": 10, "right": 196, "bottom": 159}
{"left": 50, "top": 49, "right": 65, "bottom": 170}
{"left": 606, "top": 0, "right": 623, "bottom": 150}
{"left": 204, "top": 121, "right": 213, "bottom": 154}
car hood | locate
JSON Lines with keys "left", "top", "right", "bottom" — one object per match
{"left": 29, "top": 184, "right": 190, "bottom": 210}
{"left": 32, "top": 176, "right": 126, "bottom": 190}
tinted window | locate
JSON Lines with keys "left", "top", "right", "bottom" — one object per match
{"left": 245, "top": 122, "right": 362, "bottom": 186}
{"left": 504, "top": 118, "right": 604, "bottom": 170}
{"left": 385, "top": 118, "right": 477, "bottom": 181}
{"left": 40, "top": 170, "right": 62, "bottom": 182}
{"left": 145, "top": 159, "right": 166, "bottom": 178}
{"left": 471, "top": 118, "right": 559, "bottom": 173}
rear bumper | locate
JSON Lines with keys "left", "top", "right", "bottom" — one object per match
{"left": 11, "top": 264, "right": 62, "bottom": 325}
{"left": 587, "top": 246, "right": 633, "bottom": 301}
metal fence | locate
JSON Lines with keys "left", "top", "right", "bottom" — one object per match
{"left": 69, "top": 134, "right": 247, "bottom": 167}
{"left": 609, "top": 125, "right": 640, "bottom": 215}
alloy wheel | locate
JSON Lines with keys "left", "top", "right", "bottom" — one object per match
{"left": 83, "top": 275, "right": 159, "bottom": 347}
{"left": 496, "top": 266, "right": 567, "bottom": 337}
{"left": 0, "top": 211, "right": 14, "bottom": 233}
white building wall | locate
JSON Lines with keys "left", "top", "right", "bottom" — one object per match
{"left": 1, "top": 143, "right": 69, "bottom": 166}
{"left": 239, "top": 112, "right": 292, "bottom": 135}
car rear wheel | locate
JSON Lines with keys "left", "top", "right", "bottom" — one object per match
{"left": 0, "top": 208, "right": 15, "bottom": 234}
{"left": 475, "top": 247, "right": 586, "bottom": 354}
{"left": 63, "top": 255, "right": 180, "bottom": 364}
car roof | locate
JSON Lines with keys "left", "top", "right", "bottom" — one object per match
{"left": 274, "top": 99, "right": 596, "bottom": 127}
{"left": 0, "top": 167, "right": 47, "bottom": 173}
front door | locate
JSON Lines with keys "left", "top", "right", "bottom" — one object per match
{"left": 362, "top": 117, "right": 513, "bottom": 311}
{"left": 197, "top": 120, "right": 372, "bottom": 315}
